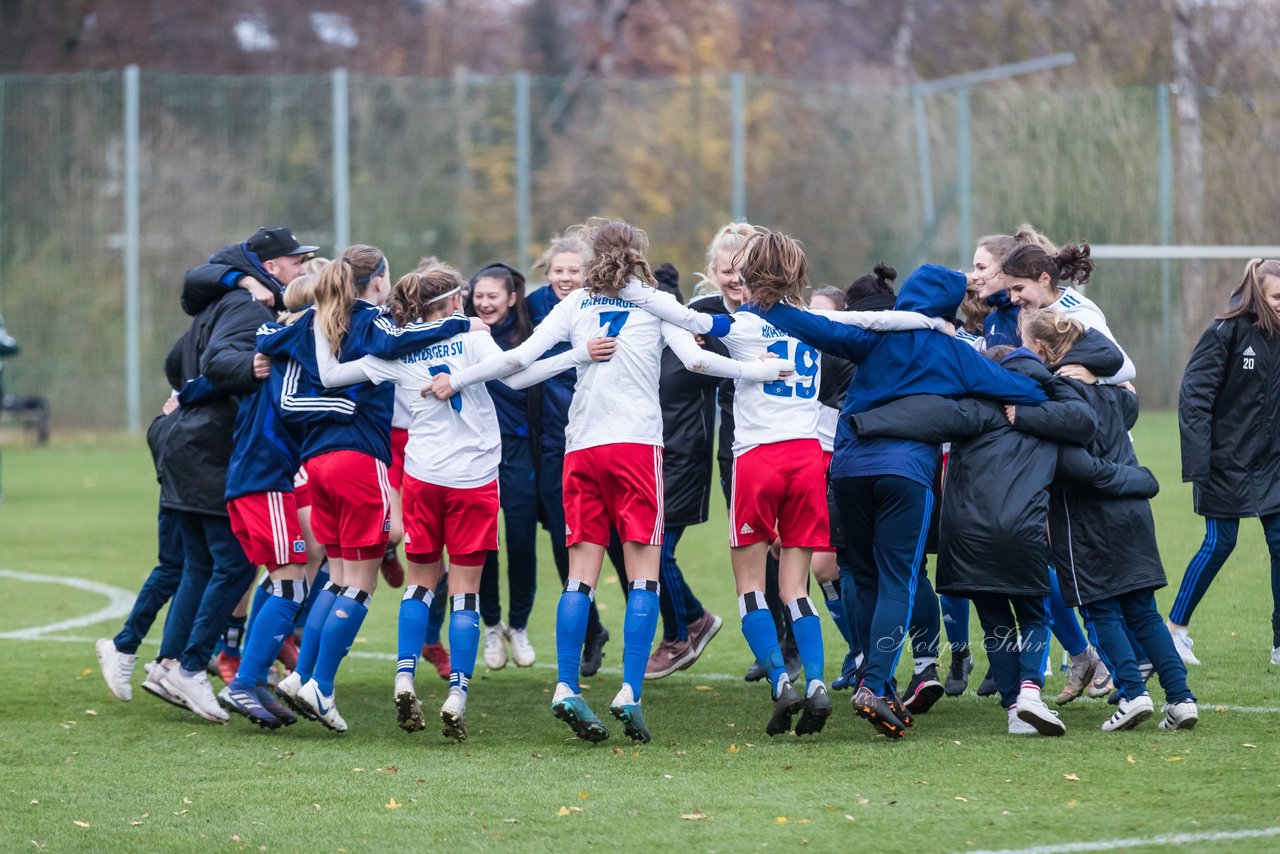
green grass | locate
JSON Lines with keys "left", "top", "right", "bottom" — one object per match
{"left": 2, "top": 413, "right": 1279, "bottom": 853}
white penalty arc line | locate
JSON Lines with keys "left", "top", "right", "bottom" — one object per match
{"left": 0, "top": 569, "right": 137, "bottom": 640}
{"left": 961, "top": 826, "right": 1280, "bottom": 854}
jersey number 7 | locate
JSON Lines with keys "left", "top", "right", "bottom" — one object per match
{"left": 428, "top": 365, "right": 464, "bottom": 413}
{"left": 598, "top": 311, "right": 630, "bottom": 337}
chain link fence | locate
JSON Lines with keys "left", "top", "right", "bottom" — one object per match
{"left": 1, "top": 70, "right": 1277, "bottom": 429}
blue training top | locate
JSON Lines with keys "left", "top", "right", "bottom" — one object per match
{"left": 754, "top": 264, "right": 1047, "bottom": 487}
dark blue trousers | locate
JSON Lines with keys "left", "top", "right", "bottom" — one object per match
{"left": 910, "top": 565, "right": 942, "bottom": 660}
{"left": 480, "top": 435, "right": 539, "bottom": 630}
{"left": 1084, "top": 588, "right": 1194, "bottom": 704}
{"left": 161, "top": 511, "right": 256, "bottom": 674}
{"left": 658, "top": 526, "right": 706, "bottom": 642}
{"left": 114, "top": 505, "right": 185, "bottom": 656}
{"left": 832, "top": 474, "right": 933, "bottom": 696}
{"left": 1169, "top": 515, "right": 1280, "bottom": 631}
{"left": 971, "top": 592, "right": 1050, "bottom": 708}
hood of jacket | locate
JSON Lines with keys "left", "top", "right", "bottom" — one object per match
{"left": 894, "top": 264, "right": 967, "bottom": 318}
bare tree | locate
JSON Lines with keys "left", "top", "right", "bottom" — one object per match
{"left": 1170, "top": 0, "right": 1208, "bottom": 364}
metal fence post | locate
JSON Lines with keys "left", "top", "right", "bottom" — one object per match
{"left": 731, "top": 72, "right": 746, "bottom": 222}
{"left": 331, "top": 68, "right": 350, "bottom": 252}
{"left": 515, "top": 71, "right": 531, "bottom": 268}
{"left": 912, "top": 87, "right": 935, "bottom": 227}
{"left": 124, "top": 65, "right": 141, "bottom": 434}
{"left": 1158, "top": 83, "right": 1174, "bottom": 370}
{"left": 956, "top": 88, "right": 972, "bottom": 269}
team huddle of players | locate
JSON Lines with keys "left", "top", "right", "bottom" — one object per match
{"left": 95, "top": 217, "right": 1280, "bottom": 744}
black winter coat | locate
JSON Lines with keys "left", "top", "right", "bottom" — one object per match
{"left": 1048, "top": 381, "right": 1167, "bottom": 607}
{"left": 155, "top": 289, "right": 273, "bottom": 516}
{"left": 181, "top": 243, "right": 287, "bottom": 317}
{"left": 659, "top": 344, "right": 721, "bottom": 526}
{"left": 855, "top": 357, "right": 1156, "bottom": 598}
{"left": 1178, "top": 314, "right": 1280, "bottom": 519}
{"left": 687, "top": 294, "right": 738, "bottom": 497}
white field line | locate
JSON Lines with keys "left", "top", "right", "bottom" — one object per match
{"left": 961, "top": 826, "right": 1280, "bottom": 854}
{"left": 0, "top": 568, "right": 136, "bottom": 640}
{"left": 4, "top": 569, "right": 1280, "bottom": 714}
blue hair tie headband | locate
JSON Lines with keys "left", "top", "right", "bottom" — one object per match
{"left": 356, "top": 257, "right": 387, "bottom": 286}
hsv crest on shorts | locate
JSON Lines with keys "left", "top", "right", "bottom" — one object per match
{"left": 292, "top": 540, "right": 306, "bottom": 553}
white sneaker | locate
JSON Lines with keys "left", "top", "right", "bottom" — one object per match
{"left": 441, "top": 688, "right": 468, "bottom": 742}
{"left": 1101, "top": 692, "right": 1154, "bottom": 732}
{"left": 505, "top": 625, "right": 536, "bottom": 667}
{"left": 140, "top": 661, "right": 188, "bottom": 709}
{"left": 161, "top": 667, "right": 229, "bottom": 723}
{"left": 297, "top": 678, "right": 347, "bottom": 732}
{"left": 95, "top": 638, "right": 137, "bottom": 702}
{"left": 1007, "top": 707, "right": 1037, "bottom": 735}
{"left": 1015, "top": 687, "right": 1066, "bottom": 736}
{"left": 394, "top": 672, "right": 424, "bottom": 733}
{"left": 484, "top": 622, "right": 508, "bottom": 670}
{"left": 1167, "top": 623, "right": 1201, "bottom": 665}
{"left": 1158, "top": 699, "right": 1199, "bottom": 731}
{"left": 1271, "top": 646, "right": 1280, "bottom": 666}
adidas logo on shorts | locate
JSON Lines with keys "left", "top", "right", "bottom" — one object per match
{"left": 565, "top": 524, "right": 573, "bottom": 536}
{"left": 739, "top": 522, "right": 755, "bottom": 535}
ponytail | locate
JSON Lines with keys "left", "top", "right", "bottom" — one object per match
{"left": 314, "top": 244, "right": 385, "bottom": 355}
{"left": 583, "top": 218, "right": 655, "bottom": 294}
{"left": 1019, "top": 307, "right": 1086, "bottom": 364}
{"left": 1001, "top": 241, "right": 1093, "bottom": 288}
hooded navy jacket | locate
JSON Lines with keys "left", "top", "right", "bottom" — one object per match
{"left": 982, "top": 291, "right": 1020, "bottom": 348}
{"left": 754, "top": 264, "right": 1047, "bottom": 488}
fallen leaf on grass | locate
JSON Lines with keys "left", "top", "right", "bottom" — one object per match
{"left": 857, "top": 798, "right": 869, "bottom": 806}
{"left": 954, "top": 797, "right": 968, "bottom": 803}
{"left": 72, "top": 821, "right": 90, "bottom": 828}
{"left": 231, "top": 835, "right": 241, "bottom": 842}
{"left": 130, "top": 821, "right": 143, "bottom": 827}
{"left": 727, "top": 744, "right": 740, "bottom": 754}
{"left": 1243, "top": 744, "right": 1257, "bottom": 749}
{"left": 386, "top": 799, "right": 401, "bottom": 810}
{"left": 844, "top": 815, "right": 856, "bottom": 821}
{"left": 694, "top": 685, "right": 713, "bottom": 692}
{"left": 555, "top": 806, "right": 585, "bottom": 816}
{"left": 681, "top": 808, "right": 711, "bottom": 821}
{"left": 502, "top": 818, "right": 518, "bottom": 824}
{"left": 578, "top": 792, "right": 589, "bottom": 800}
{"left": 313, "top": 804, "right": 321, "bottom": 810}
{"left": 1167, "top": 756, "right": 1183, "bottom": 762}
{"left": 663, "top": 774, "right": 674, "bottom": 779}
{"left": 387, "top": 766, "right": 399, "bottom": 774}
{"left": 1066, "top": 800, "right": 1078, "bottom": 809}
{"left": 1063, "top": 773, "right": 1080, "bottom": 781}
{"left": 182, "top": 797, "right": 192, "bottom": 805}
{"left": 80, "top": 668, "right": 93, "bottom": 677}
{"left": 1126, "top": 755, "right": 1136, "bottom": 764}
{"left": 84, "top": 710, "right": 97, "bottom": 717}
{"left": 775, "top": 817, "right": 788, "bottom": 825}
{"left": 174, "top": 810, "right": 188, "bottom": 816}
{"left": 29, "top": 800, "right": 38, "bottom": 805}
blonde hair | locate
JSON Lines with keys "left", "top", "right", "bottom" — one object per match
{"left": 279, "top": 273, "right": 320, "bottom": 325}
{"left": 737, "top": 231, "right": 809, "bottom": 311}
{"left": 582, "top": 218, "right": 653, "bottom": 294}
{"left": 386, "top": 265, "right": 465, "bottom": 326}
{"left": 533, "top": 227, "right": 593, "bottom": 276}
{"left": 314, "top": 244, "right": 386, "bottom": 355}
{"left": 1019, "top": 307, "right": 1086, "bottom": 364}
{"left": 694, "top": 222, "right": 767, "bottom": 297}
{"left": 302, "top": 256, "right": 331, "bottom": 277}
{"left": 1221, "top": 259, "right": 1280, "bottom": 337}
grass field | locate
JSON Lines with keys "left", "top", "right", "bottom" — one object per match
{"left": 2, "top": 412, "right": 1279, "bottom": 853}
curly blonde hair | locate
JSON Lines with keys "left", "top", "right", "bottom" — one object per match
{"left": 1019, "top": 307, "right": 1085, "bottom": 364}
{"left": 581, "top": 218, "right": 654, "bottom": 294}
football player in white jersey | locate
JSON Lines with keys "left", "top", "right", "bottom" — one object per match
{"left": 316, "top": 264, "right": 607, "bottom": 741}
{"left": 430, "top": 218, "right": 793, "bottom": 744}
{"left": 620, "top": 234, "right": 946, "bottom": 736}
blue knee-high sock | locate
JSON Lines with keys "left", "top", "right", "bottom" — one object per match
{"left": 1047, "top": 566, "right": 1088, "bottom": 656}
{"left": 787, "top": 597, "right": 825, "bottom": 689}
{"left": 449, "top": 593, "right": 480, "bottom": 694}
{"left": 312, "top": 588, "right": 370, "bottom": 695}
{"left": 819, "top": 580, "right": 853, "bottom": 647}
{"left": 425, "top": 573, "right": 449, "bottom": 645}
{"left": 244, "top": 574, "right": 272, "bottom": 642}
{"left": 294, "top": 581, "right": 340, "bottom": 682}
{"left": 740, "top": 591, "right": 787, "bottom": 693}
{"left": 232, "top": 578, "right": 304, "bottom": 689}
{"left": 556, "top": 580, "right": 594, "bottom": 693}
{"left": 295, "top": 562, "right": 330, "bottom": 629}
{"left": 622, "top": 581, "right": 661, "bottom": 701}
{"left": 940, "top": 595, "right": 970, "bottom": 649}
{"left": 397, "top": 585, "right": 435, "bottom": 677}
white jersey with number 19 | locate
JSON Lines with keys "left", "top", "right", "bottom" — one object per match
{"left": 720, "top": 308, "right": 821, "bottom": 456}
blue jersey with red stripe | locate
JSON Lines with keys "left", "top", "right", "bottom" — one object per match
{"left": 257, "top": 302, "right": 469, "bottom": 465}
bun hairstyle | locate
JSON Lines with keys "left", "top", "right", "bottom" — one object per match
{"left": 1220, "top": 258, "right": 1280, "bottom": 337}
{"left": 736, "top": 230, "right": 809, "bottom": 311}
{"left": 653, "top": 262, "right": 683, "bottom": 303}
{"left": 977, "top": 224, "right": 1059, "bottom": 267}
{"left": 694, "top": 222, "right": 767, "bottom": 296}
{"left": 1001, "top": 241, "right": 1094, "bottom": 287}
{"left": 1019, "top": 307, "right": 1086, "bottom": 364}
{"left": 846, "top": 262, "right": 898, "bottom": 303}
{"left": 387, "top": 264, "right": 466, "bottom": 327}
{"left": 582, "top": 218, "right": 654, "bottom": 294}
{"left": 314, "top": 244, "right": 386, "bottom": 355}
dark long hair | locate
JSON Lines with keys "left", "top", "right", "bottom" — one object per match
{"left": 466, "top": 263, "right": 532, "bottom": 344}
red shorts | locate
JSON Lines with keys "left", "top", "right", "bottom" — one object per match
{"left": 305, "top": 450, "right": 391, "bottom": 551}
{"left": 730, "top": 439, "right": 830, "bottom": 549}
{"left": 388, "top": 427, "right": 409, "bottom": 491}
{"left": 293, "top": 465, "right": 311, "bottom": 509}
{"left": 563, "top": 443, "right": 663, "bottom": 547}
{"left": 227, "top": 491, "right": 307, "bottom": 568}
{"left": 816, "top": 451, "right": 836, "bottom": 553}
{"left": 401, "top": 475, "right": 499, "bottom": 560}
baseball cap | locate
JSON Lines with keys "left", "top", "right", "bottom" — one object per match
{"left": 246, "top": 226, "right": 320, "bottom": 261}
